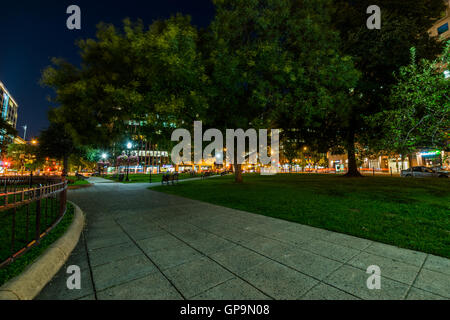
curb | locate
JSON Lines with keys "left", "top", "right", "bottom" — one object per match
{"left": 0, "top": 201, "right": 85, "bottom": 300}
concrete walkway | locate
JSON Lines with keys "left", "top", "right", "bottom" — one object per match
{"left": 37, "top": 177, "right": 450, "bottom": 300}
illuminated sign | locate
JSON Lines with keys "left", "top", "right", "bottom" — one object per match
{"left": 419, "top": 150, "right": 441, "bottom": 157}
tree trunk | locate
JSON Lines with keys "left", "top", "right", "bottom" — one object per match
{"left": 234, "top": 163, "right": 243, "bottom": 183}
{"left": 408, "top": 153, "right": 414, "bottom": 169}
{"left": 233, "top": 146, "right": 243, "bottom": 183}
{"left": 343, "top": 130, "right": 362, "bottom": 177}
{"left": 62, "top": 154, "right": 69, "bottom": 178}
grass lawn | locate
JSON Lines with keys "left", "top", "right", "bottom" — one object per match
{"left": 153, "top": 174, "right": 450, "bottom": 258}
{"left": 67, "top": 176, "right": 90, "bottom": 186}
{"left": 104, "top": 172, "right": 196, "bottom": 183}
{"left": 0, "top": 198, "right": 65, "bottom": 262}
{"left": 0, "top": 203, "right": 74, "bottom": 286}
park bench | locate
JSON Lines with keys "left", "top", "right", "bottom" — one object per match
{"left": 161, "top": 173, "right": 179, "bottom": 185}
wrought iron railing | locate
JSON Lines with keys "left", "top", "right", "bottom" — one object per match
{"left": 0, "top": 176, "right": 68, "bottom": 268}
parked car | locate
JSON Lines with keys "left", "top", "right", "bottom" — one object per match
{"left": 401, "top": 166, "right": 448, "bottom": 178}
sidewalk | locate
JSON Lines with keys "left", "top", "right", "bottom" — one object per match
{"left": 37, "top": 179, "right": 450, "bottom": 300}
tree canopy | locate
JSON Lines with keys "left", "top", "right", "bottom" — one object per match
{"left": 39, "top": 0, "right": 448, "bottom": 180}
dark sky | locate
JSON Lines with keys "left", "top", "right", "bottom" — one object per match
{"left": 0, "top": 0, "right": 215, "bottom": 139}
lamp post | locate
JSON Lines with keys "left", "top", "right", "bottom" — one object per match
{"left": 101, "top": 153, "right": 108, "bottom": 176}
{"left": 126, "top": 142, "right": 132, "bottom": 182}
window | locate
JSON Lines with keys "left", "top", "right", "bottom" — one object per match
{"left": 412, "top": 167, "right": 422, "bottom": 172}
{"left": 437, "top": 23, "right": 449, "bottom": 35}
{"left": 423, "top": 168, "right": 433, "bottom": 173}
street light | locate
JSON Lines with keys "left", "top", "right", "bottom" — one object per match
{"left": 126, "top": 142, "right": 132, "bottom": 181}
{"left": 100, "top": 153, "right": 108, "bottom": 176}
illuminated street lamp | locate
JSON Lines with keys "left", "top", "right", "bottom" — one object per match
{"left": 126, "top": 142, "right": 132, "bottom": 181}
{"left": 100, "top": 153, "right": 108, "bottom": 176}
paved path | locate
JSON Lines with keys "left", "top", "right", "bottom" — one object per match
{"left": 37, "top": 177, "right": 450, "bottom": 300}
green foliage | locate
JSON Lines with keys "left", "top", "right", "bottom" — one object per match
{"left": 7, "top": 143, "right": 39, "bottom": 171}
{"left": 331, "top": 0, "right": 446, "bottom": 173}
{"left": 204, "top": 0, "right": 359, "bottom": 179}
{"left": 370, "top": 41, "right": 450, "bottom": 155}
{"left": 0, "top": 118, "right": 18, "bottom": 160}
{"left": 39, "top": 0, "right": 446, "bottom": 178}
{"left": 42, "top": 15, "right": 207, "bottom": 149}
{"left": 37, "top": 122, "right": 77, "bottom": 173}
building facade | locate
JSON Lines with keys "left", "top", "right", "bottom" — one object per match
{"left": 0, "top": 81, "right": 19, "bottom": 129}
{"left": 429, "top": 0, "right": 450, "bottom": 40}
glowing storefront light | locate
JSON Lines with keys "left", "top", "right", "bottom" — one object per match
{"left": 419, "top": 150, "right": 441, "bottom": 157}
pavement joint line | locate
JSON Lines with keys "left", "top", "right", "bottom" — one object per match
{"left": 83, "top": 230, "right": 98, "bottom": 300}
{"left": 180, "top": 203, "right": 373, "bottom": 256}
{"left": 300, "top": 252, "right": 362, "bottom": 300}
{"left": 177, "top": 220, "right": 337, "bottom": 292}
{"left": 316, "top": 243, "right": 370, "bottom": 300}
{"left": 84, "top": 239, "right": 132, "bottom": 252}
{"left": 166, "top": 191, "right": 442, "bottom": 293}
{"left": 76, "top": 293, "right": 94, "bottom": 300}
{"left": 114, "top": 218, "right": 187, "bottom": 300}
{"left": 403, "top": 254, "right": 448, "bottom": 300}
{"left": 360, "top": 244, "right": 439, "bottom": 270}
{"left": 85, "top": 251, "right": 143, "bottom": 269}
{"left": 182, "top": 217, "right": 372, "bottom": 300}
{"left": 94, "top": 272, "right": 159, "bottom": 296}
{"left": 157, "top": 224, "right": 276, "bottom": 300}
{"left": 186, "top": 217, "right": 363, "bottom": 276}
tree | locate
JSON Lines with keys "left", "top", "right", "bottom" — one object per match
{"left": 204, "top": 0, "right": 358, "bottom": 182}
{"left": 332, "top": 0, "right": 446, "bottom": 176}
{"left": 370, "top": 41, "right": 450, "bottom": 165}
{"left": 0, "top": 117, "right": 18, "bottom": 161}
{"left": 37, "top": 122, "right": 77, "bottom": 175}
{"left": 7, "top": 143, "right": 39, "bottom": 173}
{"left": 42, "top": 16, "right": 207, "bottom": 155}
{"left": 281, "top": 138, "right": 300, "bottom": 172}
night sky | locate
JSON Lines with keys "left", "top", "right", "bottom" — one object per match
{"left": 0, "top": 0, "right": 215, "bottom": 139}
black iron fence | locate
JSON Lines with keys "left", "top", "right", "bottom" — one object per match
{"left": 0, "top": 176, "right": 68, "bottom": 268}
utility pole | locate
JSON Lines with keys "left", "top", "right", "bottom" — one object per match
{"left": 22, "top": 125, "right": 27, "bottom": 140}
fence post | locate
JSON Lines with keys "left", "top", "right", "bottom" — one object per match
{"left": 35, "top": 185, "right": 42, "bottom": 242}
{"left": 373, "top": 167, "right": 375, "bottom": 176}
{"left": 59, "top": 181, "right": 67, "bottom": 217}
